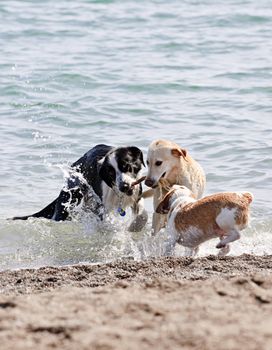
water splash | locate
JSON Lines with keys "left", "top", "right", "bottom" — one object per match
{"left": 0, "top": 210, "right": 271, "bottom": 271}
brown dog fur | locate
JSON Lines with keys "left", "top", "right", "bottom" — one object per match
{"left": 156, "top": 185, "right": 253, "bottom": 256}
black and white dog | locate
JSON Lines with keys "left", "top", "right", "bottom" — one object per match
{"left": 13, "top": 144, "right": 148, "bottom": 232}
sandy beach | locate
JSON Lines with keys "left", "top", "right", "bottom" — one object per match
{"left": 0, "top": 254, "right": 272, "bottom": 350}
{"left": 1, "top": 0, "right": 272, "bottom": 349}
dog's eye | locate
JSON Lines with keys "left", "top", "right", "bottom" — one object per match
{"left": 133, "top": 165, "right": 141, "bottom": 174}
{"left": 155, "top": 161, "right": 162, "bottom": 166}
{"left": 121, "top": 164, "right": 132, "bottom": 173}
{"left": 108, "top": 166, "right": 116, "bottom": 177}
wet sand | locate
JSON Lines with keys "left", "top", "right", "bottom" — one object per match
{"left": 0, "top": 254, "right": 272, "bottom": 350}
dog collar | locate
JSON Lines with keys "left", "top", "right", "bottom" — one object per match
{"left": 117, "top": 207, "right": 126, "bottom": 217}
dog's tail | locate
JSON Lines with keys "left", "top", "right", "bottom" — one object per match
{"left": 242, "top": 192, "right": 253, "bottom": 204}
{"left": 11, "top": 198, "right": 57, "bottom": 221}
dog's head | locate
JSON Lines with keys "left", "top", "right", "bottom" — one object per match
{"left": 99, "top": 146, "right": 145, "bottom": 196}
{"left": 156, "top": 185, "right": 194, "bottom": 214}
{"left": 145, "top": 139, "right": 187, "bottom": 188}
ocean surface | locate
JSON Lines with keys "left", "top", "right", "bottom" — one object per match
{"left": 0, "top": 0, "right": 271, "bottom": 270}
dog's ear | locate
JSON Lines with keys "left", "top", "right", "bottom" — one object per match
{"left": 171, "top": 148, "right": 187, "bottom": 160}
{"left": 140, "top": 151, "right": 145, "bottom": 167}
{"left": 128, "top": 146, "right": 145, "bottom": 167}
{"left": 156, "top": 190, "right": 174, "bottom": 214}
{"left": 98, "top": 158, "right": 116, "bottom": 188}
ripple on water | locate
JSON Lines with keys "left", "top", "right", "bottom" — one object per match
{"left": 0, "top": 0, "right": 272, "bottom": 268}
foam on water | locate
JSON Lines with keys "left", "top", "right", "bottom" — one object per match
{"left": 0, "top": 208, "right": 271, "bottom": 271}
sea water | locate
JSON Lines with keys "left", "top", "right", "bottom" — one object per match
{"left": 0, "top": 0, "right": 271, "bottom": 270}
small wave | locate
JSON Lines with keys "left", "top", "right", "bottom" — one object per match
{"left": 0, "top": 212, "right": 271, "bottom": 271}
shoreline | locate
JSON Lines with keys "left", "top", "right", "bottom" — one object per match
{"left": 0, "top": 255, "right": 272, "bottom": 349}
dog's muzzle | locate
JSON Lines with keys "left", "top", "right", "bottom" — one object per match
{"left": 145, "top": 172, "right": 166, "bottom": 188}
{"left": 119, "top": 182, "right": 134, "bottom": 196}
{"left": 145, "top": 178, "right": 156, "bottom": 188}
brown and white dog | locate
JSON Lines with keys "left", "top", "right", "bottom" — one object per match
{"left": 156, "top": 185, "right": 253, "bottom": 256}
{"left": 144, "top": 139, "right": 206, "bottom": 234}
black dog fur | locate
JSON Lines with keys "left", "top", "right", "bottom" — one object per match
{"left": 12, "top": 144, "right": 148, "bottom": 232}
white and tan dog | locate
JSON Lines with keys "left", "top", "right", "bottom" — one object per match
{"left": 144, "top": 139, "right": 206, "bottom": 234}
{"left": 156, "top": 185, "right": 253, "bottom": 256}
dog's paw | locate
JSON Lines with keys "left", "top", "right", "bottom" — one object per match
{"left": 218, "top": 244, "right": 230, "bottom": 256}
{"left": 216, "top": 242, "right": 225, "bottom": 249}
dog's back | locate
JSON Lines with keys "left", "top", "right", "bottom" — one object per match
{"left": 72, "top": 144, "right": 113, "bottom": 200}
{"left": 12, "top": 144, "right": 113, "bottom": 221}
{"left": 165, "top": 191, "right": 252, "bottom": 255}
{"left": 174, "top": 192, "right": 252, "bottom": 234}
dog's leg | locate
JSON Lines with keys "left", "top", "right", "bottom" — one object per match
{"left": 128, "top": 198, "right": 148, "bottom": 232}
{"left": 151, "top": 212, "right": 167, "bottom": 235}
{"left": 216, "top": 229, "right": 240, "bottom": 249}
{"left": 163, "top": 240, "right": 176, "bottom": 256}
{"left": 193, "top": 246, "right": 199, "bottom": 256}
{"left": 218, "top": 244, "right": 230, "bottom": 256}
{"left": 162, "top": 228, "right": 177, "bottom": 256}
{"left": 184, "top": 246, "right": 199, "bottom": 257}
{"left": 217, "top": 236, "right": 230, "bottom": 256}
